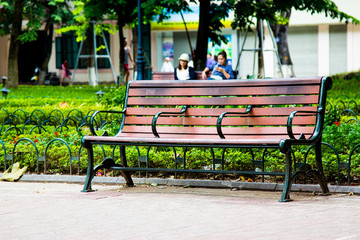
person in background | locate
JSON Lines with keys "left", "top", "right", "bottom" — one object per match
{"left": 206, "top": 53, "right": 215, "bottom": 68}
{"left": 188, "top": 49, "right": 195, "bottom": 68}
{"left": 202, "top": 51, "right": 234, "bottom": 80}
{"left": 174, "top": 53, "right": 195, "bottom": 80}
{"left": 161, "top": 57, "right": 174, "bottom": 72}
{"left": 124, "top": 38, "right": 135, "bottom": 84}
{"left": 213, "top": 54, "right": 218, "bottom": 63}
{"left": 61, "top": 59, "right": 71, "bottom": 86}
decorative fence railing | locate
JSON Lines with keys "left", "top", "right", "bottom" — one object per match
{"left": 0, "top": 96, "right": 360, "bottom": 185}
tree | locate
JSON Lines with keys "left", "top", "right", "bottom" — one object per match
{"left": 1, "top": 0, "right": 25, "bottom": 88}
{"left": 37, "top": 0, "right": 72, "bottom": 84}
{"left": 194, "top": 0, "right": 233, "bottom": 70}
{"left": 270, "top": 10, "right": 294, "bottom": 77}
{"left": 0, "top": 0, "right": 72, "bottom": 87}
{"left": 58, "top": 0, "right": 191, "bottom": 85}
{"left": 231, "top": 0, "right": 360, "bottom": 77}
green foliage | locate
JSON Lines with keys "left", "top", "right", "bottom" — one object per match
{"left": 232, "top": 0, "right": 360, "bottom": 31}
{"left": 208, "top": 0, "right": 233, "bottom": 46}
{"left": 98, "top": 86, "right": 126, "bottom": 107}
{"left": 1, "top": 84, "right": 111, "bottom": 101}
{"left": 328, "top": 71, "right": 360, "bottom": 98}
{"left": 323, "top": 124, "right": 360, "bottom": 154}
{"left": 0, "top": 0, "right": 72, "bottom": 41}
{"left": 0, "top": 0, "right": 13, "bottom": 36}
{"left": 324, "top": 106, "right": 340, "bottom": 126}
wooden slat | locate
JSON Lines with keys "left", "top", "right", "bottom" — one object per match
{"left": 116, "top": 133, "right": 288, "bottom": 139}
{"left": 129, "top": 85, "right": 320, "bottom": 97}
{"left": 128, "top": 78, "right": 322, "bottom": 88}
{"left": 124, "top": 116, "right": 316, "bottom": 126}
{"left": 85, "top": 134, "right": 286, "bottom": 146}
{"left": 127, "top": 95, "right": 319, "bottom": 106}
{"left": 118, "top": 132, "right": 310, "bottom": 139}
{"left": 92, "top": 133, "right": 310, "bottom": 145}
{"left": 125, "top": 106, "right": 318, "bottom": 117}
{"left": 122, "top": 126, "right": 315, "bottom": 135}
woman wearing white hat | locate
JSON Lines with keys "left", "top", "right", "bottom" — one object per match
{"left": 174, "top": 53, "right": 195, "bottom": 80}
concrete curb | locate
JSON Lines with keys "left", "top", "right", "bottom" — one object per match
{"left": 2, "top": 173, "right": 359, "bottom": 194}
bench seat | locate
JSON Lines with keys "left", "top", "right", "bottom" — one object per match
{"left": 83, "top": 134, "right": 283, "bottom": 145}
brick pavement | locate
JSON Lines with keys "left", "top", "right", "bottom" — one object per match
{"left": 0, "top": 181, "right": 359, "bottom": 240}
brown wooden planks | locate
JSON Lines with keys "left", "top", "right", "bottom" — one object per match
{"left": 128, "top": 78, "right": 322, "bottom": 88}
{"left": 122, "top": 125, "right": 315, "bottom": 135}
{"left": 125, "top": 106, "right": 318, "bottom": 117}
{"left": 124, "top": 116, "right": 316, "bottom": 126}
{"left": 128, "top": 85, "right": 320, "bottom": 97}
{"left": 127, "top": 95, "right": 319, "bottom": 106}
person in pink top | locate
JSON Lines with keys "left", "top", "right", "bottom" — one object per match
{"left": 61, "top": 59, "right": 71, "bottom": 86}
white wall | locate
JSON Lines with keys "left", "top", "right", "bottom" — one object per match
{"left": 329, "top": 25, "right": 347, "bottom": 75}
{"left": 290, "top": 0, "right": 360, "bottom": 26}
{"left": 318, "top": 25, "right": 330, "bottom": 76}
{"left": 347, "top": 24, "right": 360, "bottom": 72}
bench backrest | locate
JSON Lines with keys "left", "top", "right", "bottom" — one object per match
{"left": 152, "top": 71, "right": 205, "bottom": 80}
{"left": 119, "top": 77, "right": 331, "bottom": 140}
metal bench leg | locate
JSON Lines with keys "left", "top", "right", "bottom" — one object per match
{"left": 82, "top": 146, "right": 95, "bottom": 192}
{"left": 120, "top": 146, "right": 135, "bottom": 187}
{"left": 280, "top": 151, "right": 293, "bottom": 202}
{"left": 315, "top": 142, "right": 330, "bottom": 194}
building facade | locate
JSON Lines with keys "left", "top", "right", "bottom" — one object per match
{"left": 0, "top": 0, "right": 359, "bottom": 83}
{"left": 151, "top": 0, "right": 360, "bottom": 79}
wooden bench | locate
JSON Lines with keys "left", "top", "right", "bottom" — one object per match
{"left": 152, "top": 71, "right": 205, "bottom": 80}
{"left": 81, "top": 77, "right": 332, "bottom": 202}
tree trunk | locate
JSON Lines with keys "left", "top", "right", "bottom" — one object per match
{"left": 270, "top": 9, "right": 295, "bottom": 77}
{"left": 7, "top": 0, "right": 25, "bottom": 88}
{"left": 39, "top": 23, "right": 54, "bottom": 85}
{"left": 86, "top": 23, "right": 96, "bottom": 85}
{"left": 257, "top": 19, "right": 264, "bottom": 78}
{"left": 132, "top": 27, "right": 138, "bottom": 80}
{"left": 194, "top": 0, "right": 210, "bottom": 71}
{"left": 117, "top": 14, "right": 125, "bottom": 86}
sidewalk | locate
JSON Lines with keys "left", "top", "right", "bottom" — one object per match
{"left": 0, "top": 181, "right": 359, "bottom": 240}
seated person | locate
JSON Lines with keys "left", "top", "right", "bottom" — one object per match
{"left": 202, "top": 51, "right": 234, "bottom": 80}
{"left": 174, "top": 53, "right": 195, "bottom": 80}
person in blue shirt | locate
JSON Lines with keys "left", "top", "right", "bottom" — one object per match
{"left": 206, "top": 53, "right": 215, "bottom": 68}
{"left": 202, "top": 51, "right": 234, "bottom": 80}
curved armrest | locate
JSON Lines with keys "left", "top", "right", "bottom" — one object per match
{"left": 90, "top": 110, "right": 125, "bottom": 136}
{"left": 217, "top": 105, "right": 252, "bottom": 139}
{"left": 152, "top": 106, "right": 188, "bottom": 138}
{"left": 287, "top": 107, "right": 323, "bottom": 140}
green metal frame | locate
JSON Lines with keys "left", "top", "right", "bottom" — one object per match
{"left": 217, "top": 105, "right": 252, "bottom": 139}
{"left": 152, "top": 105, "right": 188, "bottom": 138}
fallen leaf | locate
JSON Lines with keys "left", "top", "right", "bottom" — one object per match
{"left": 59, "top": 101, "right": 68, "bottom": 108}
